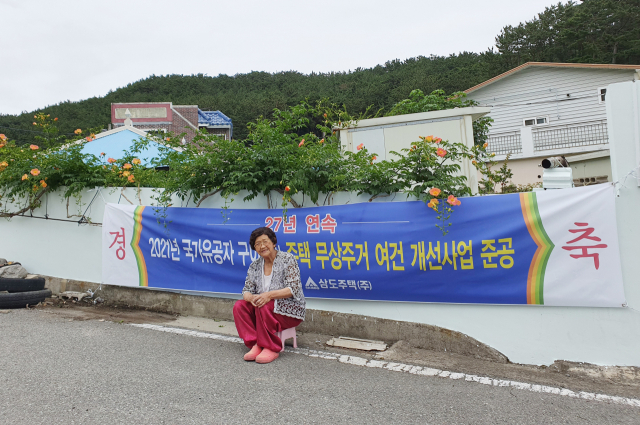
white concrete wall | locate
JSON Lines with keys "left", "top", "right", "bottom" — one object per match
{"left": 2, "top": 86, "right": 640, "bottom": 369}
{"left": 606, "top": 79, "right": 640, "bottom": 350}
{"left": 569, "top": 156, "right": 612, "bottom": 183}
{"left": 339, "top": 107, "right": 487, "bottom": 195}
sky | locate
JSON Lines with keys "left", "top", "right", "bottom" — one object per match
{"left": 0, "top": 0, "right": 564, "bottom": 115}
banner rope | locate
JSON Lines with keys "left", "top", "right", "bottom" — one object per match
{"left": 97, "top": 187, "right": 107, "bottom": 204}
{"left": 612, "top": 167, "right": 640, "bottom": 191}
{"left": 626, "top": 305, "right": 640, "bottom": 315}
{"left": 77, "top": 190, "right": 100, "bottom": 226}
{"left": 86, "top": 187, "right": 107, "bottom": 205}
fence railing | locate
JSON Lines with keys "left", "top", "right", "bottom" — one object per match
{"left": 487, "top": 132, "right": 522, "bottom": 155}
{"left": 533, "top": 120, "right": 608, "bottom": 151}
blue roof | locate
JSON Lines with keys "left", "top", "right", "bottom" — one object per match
{"left": 198, "top": 109, "right": 233, "bottom": 138}
{"left": 198, "top": 109, "right": 232, "bottom": 126}
{"left": 80, "top": 129, "right": 169, "bottom": 166}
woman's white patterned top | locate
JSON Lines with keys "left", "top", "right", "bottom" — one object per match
{"left": 242, "top": 250, "right": 306, "bottom": 320}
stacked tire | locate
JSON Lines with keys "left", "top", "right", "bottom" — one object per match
{"left": 0, "top": 277, "right": 51, "bottom": 309}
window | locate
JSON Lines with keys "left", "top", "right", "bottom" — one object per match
{"left": 598, "top": 87, "right": 607, "bottom": 104}
{"left": 523, "top": 116, "right": 548, "bottom": 127}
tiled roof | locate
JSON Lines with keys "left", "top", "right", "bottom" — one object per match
{"left": 198, "top": 110, "right": 232, "bottom": 126}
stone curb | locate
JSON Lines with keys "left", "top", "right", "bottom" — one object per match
{"left": 45, "top": 275, "right": 508, "bottom": 363}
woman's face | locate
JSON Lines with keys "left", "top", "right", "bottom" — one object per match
{"left": 254, "top": 234, "right": 276, "bottom": 259}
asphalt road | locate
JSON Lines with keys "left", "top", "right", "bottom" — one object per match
{"left": 1, "top": 309, "right": 637, "bottom": 424}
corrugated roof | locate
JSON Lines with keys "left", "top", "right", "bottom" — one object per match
{"left": 464, "top": 62, "right": 640, "bottom": 94}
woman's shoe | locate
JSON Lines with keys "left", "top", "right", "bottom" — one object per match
{"left": 243, "top": 345, "right": 262, "bottom": 361}
{"left": 255, "top": 348, "right": 279, "bottom": 364}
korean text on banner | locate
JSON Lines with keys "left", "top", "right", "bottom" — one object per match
{"left": 102, "top": 184, "right": 625, "bottom": 307}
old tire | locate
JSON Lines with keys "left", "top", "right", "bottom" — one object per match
{"left": 0, "top": 277, "right": 46, "bottom": 293}
{"left": 0, "top": 289, "right": 51, "bottom": 309}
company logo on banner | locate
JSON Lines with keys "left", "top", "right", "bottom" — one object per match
{"left": 101, "top": 184, "right": 626, "bottom": 307}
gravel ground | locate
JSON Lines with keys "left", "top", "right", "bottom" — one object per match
{"left": 0, "top": 308, "right": 638, "bottom": 424}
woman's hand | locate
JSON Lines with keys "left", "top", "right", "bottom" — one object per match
{"left": 243, "top": 292, "right": 257, "bottom": 306}
{"left": 253, "top": 292, "right": 272, "bottom": 308}
{"left": 245, "top": 289, "right": 292, "bottom": 308}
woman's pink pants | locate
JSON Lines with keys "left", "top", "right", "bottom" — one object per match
{"left": 233, "top": 299, "right": 302, "bottom": 353}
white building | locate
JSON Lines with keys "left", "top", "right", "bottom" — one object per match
{"left": 337, "top": 106, "right": 490, "bottom": 194}
{"left": 465, "top": 62, "right": 640, "bottom": 187}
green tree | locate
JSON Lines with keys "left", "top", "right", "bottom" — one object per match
{"left": 386, "top": 89, "right": 494, "bottom": 145}
{"left": 495, "top": 2, "right": 577, "bottom": 66}
{"left": 565, "top": 0, "right": 640, "bottom": 64}
{"left": 495, "top": 0, "right": 640, "bottom": 65}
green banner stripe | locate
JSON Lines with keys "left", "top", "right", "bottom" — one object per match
{"left": 529, "top": 194, "right": 554, "bottom": 305}
{"left": 131, "top": 206, "right": 147, "bottom": 287}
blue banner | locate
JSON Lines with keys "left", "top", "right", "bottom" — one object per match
{"left": 124, "top": 196, "right": 541, "bottom": 304}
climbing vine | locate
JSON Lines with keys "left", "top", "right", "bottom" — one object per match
{"left": 0, "top": 101, "right": 496, "bottom": 234}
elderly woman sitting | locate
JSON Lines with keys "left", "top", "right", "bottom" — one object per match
{"left": 233, "top": 227, "right": 306, "bottom": 364}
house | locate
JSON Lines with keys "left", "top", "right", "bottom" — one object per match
{"left": 198, "top": 110, "right": 233, "bottom": 139}
{"left": 80, "top": 113, "right": 181, "bottom": 165}
{"left": 111, "top": 102, "right": 232, "bottom": 142}
{"left": 464, "top": 62, "right": 640, "bottom": 187}
{"left": 337, "top": 106, "right": 491, "bottom": 194}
